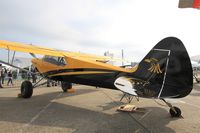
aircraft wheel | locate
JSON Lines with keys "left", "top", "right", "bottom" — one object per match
{"left": 61, "top": 82, "right": 72, "bottom": 92}
{"left": 169, "top": 106, "right": 181, "bottom": 117}
{"left": 21, "top": 81, "right": 33, "bottom": 98}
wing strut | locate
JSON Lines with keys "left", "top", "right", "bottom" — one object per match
{"left": 11, "top": 51, "right": 16, "bottom": 65}
{"left": 0, "top": 59, "right": 29, "bottom": 72}
{"left": 6, "top": 47, "right": 16, "bottom": 66}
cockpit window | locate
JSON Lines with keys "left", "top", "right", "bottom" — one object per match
{"left": 43, "top": 56, "right": 66, "bottom": 66}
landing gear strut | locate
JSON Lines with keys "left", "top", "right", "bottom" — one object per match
{"left": 120, "top": 93, "right": 139, "bottom": 103}
{"left": 162, "top": 99, "right": 182, "bottom": 117}
{"left": 20, "top": 78, "right": 73, "bottom": 98}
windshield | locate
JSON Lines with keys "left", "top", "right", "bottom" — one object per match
{"left": 43, "top": 56, "right": 66, "bottom": 66}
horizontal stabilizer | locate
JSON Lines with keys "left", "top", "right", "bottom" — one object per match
{"left": 114, "top": 77, "right": 137, "bottom": 96}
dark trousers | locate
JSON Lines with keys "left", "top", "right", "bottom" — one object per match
{"left": 7, "top": 78, "right": 13, "bottom": 85}
{"left": 2, "top": 76, "right": 4, "bottom": 84}
{"left": 0, "top": 77, "right": 2, "bottom": 88}
{"left": 32, "top": 76, "right": 37, "bottom": 83}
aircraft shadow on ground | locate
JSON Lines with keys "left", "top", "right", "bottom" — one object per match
{"left": 190, "top": 84, "right": 200, "bottom": 96}
{"left": 0, "top": 88, "right": 178, "bottom": 133}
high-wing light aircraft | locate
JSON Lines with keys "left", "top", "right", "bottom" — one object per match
{"left": 0, "top": 37, "right": 193, "bottom": 117}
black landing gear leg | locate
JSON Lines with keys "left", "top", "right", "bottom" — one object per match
{"left": 162, "top": 99, "right": 182, "bottom": 118}
{"left": 120, "top": 93, "right": 139, "bottom": 103}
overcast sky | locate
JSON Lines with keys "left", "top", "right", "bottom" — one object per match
{"left": 0, "top": 0, "right": 199, "bottom": 62}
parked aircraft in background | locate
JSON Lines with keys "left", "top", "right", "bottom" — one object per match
{"left": 179, "top": 0, "right": 200, "bottom": 9}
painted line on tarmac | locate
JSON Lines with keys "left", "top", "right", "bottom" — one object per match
{"left": 139, "top": 109, "right": 152, "bottom": 121}
{"left": 135, "top": 129, "right": 141, "bottom": 133}
{"left": 99, "top": 89, "right": 151, "bottom": 133}
{"left": 23, "top": 93, "right": 63, "bottom": 127}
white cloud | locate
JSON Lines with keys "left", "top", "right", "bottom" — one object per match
{"left": 0, "top": 0, "right": 200, "bottom": 62}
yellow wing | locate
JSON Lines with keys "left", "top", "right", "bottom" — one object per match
{"left": 0, "top": 40, "right": 63, "bottom": 57}
{"left": 0, "top": 40, "right": 124, "bottom": 62}
{"left": 63, "top": 52, "right": 123, "bottom": 62}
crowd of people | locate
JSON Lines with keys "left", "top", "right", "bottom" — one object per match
{"left": 0, "top": 64, "right": 62, "bottom": 88}
{"left": 0, "top": 64, "right": 38, "bottom": 88}
{"left": 0, "top": 64, "right": 14, "bottom": 88}
{"left": 27, "top": 68, "right": 37, "bottom": 83}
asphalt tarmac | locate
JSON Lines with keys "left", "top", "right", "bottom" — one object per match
{"left": 0, "top": 83, "right": 200, "bottom": 133}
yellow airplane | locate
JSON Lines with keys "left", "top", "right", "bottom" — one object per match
{"left": 0, "top": 37, "right": 193, "bottom": 117}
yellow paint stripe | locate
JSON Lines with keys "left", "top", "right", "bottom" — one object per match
{"left": 49, "top": 71, "right": 114, "bottom": 77}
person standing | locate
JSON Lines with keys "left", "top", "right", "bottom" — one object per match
{"left": 7, "top": 70, "right": 14, "bottom": 86}
{"left": 0, "top": 64, "right": 3, "bottom": 88}
{"left": 27, "top": 71, "right": 32, "bottom": 81}
{"left": 31, "top": 69, "right": 37, "bottom": 83}
{"left": 1, "top": 69, "right": 5, "bottom": 84}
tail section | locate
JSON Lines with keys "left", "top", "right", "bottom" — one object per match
{"left": 133, "top": 37, "right": 193, "bottom": 98}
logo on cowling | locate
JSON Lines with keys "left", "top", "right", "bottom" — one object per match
{"left": 144, "top": 58, "right": 162, "bottom": 74}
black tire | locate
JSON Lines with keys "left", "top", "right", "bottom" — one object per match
{"left": 21, "top": 80, "right": 33, "bottom": 98}
{"left": 61, "top": 82, "right": 72, "bottom": 92}
{"left": 169, "top": 106, "right": 181, "bottom": 117}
